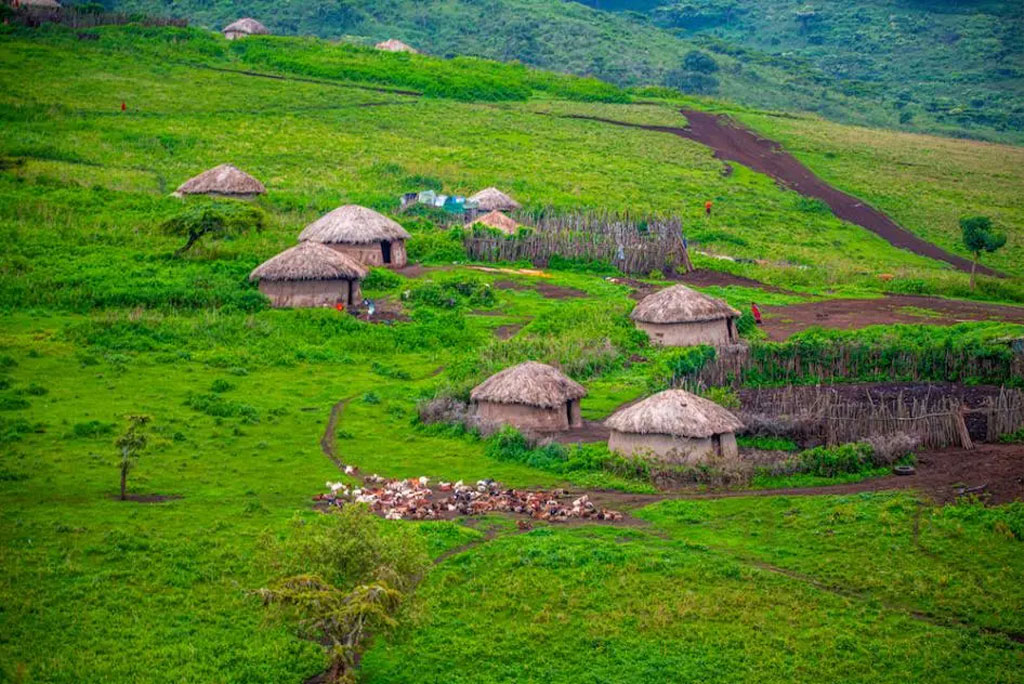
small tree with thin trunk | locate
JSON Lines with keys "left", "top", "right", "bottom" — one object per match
{"left": 162, "top": 201, "right": 265, "bottom": 255}
{"left": 116, "top": 414, "right": 151, "bottom": 500}
{"left": 960, "top": 215, "right": 1006, "bottom": 290}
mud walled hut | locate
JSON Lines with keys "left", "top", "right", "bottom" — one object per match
{"left": 249, "top": 241, "right": 367, "bottom": 308}
{"left": 605, "top": 389, "right": 743, "bottom": 464}
{"left": 471, "top": 361, "right": 586, "bottom": 432}
{"left": 299, "top": 205, "right": 410, "bottom": 269}
{"left": 631, "top": 284, "right": 740, "bottom": 347}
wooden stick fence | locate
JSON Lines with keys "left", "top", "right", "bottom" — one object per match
{"left": 736, "top": 385, "right": 1024, "bottom": 449}
{"left": 463, "top": 209, "right": 691, "bottom": 275}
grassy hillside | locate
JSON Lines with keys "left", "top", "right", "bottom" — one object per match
{"left": 2, "top": 24, "right": 1023, "bottom": 683}
{"left": 88, "top": 0, "right": 1024, "bottom": 143}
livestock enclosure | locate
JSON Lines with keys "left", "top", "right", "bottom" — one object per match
{"left": 462, "top": 210, "right": 692, "bottom": 275}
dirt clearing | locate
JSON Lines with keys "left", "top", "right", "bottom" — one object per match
{"left": 763, "top": 294, "right": 1024, "bottom": 340}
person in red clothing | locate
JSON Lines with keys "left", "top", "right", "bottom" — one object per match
{"left": 751, "top": 301, "right": 762, "bottom": 325}
{"left": 705, "top": 200, "right": 713, "bottom": 217}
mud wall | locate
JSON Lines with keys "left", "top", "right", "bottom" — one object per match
{"left": 636, "top": 319, "right": 733, "bottom": 347}
{"left": 327, "top": 240, "right": 407, "bottom": 269}
{"left": 259, "top": 279, "right": 359, "bottom": 308}
{"left": 608, "top": 430, "right": 737, "bottom": 463}
{"left": 475, "top": 400, "right": 571, "bottom": 431}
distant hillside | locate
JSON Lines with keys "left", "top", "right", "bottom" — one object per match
{"left": 80, "top": 0, "right": 1023, "bottom": 142}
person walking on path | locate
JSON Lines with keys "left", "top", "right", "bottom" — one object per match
{"left": 751, "top": 301, "right": 762, "bottom": 325}
{"left": 705, "top": 200, "right": 713, "bottom": 217}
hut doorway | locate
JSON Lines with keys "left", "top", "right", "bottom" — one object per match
{"left": 712, "top": 434, "right": 722, "bottom": 455}
{"left": 381, "top": 241, "right": 393, "bottom": 264}
{"left": 566, "top": 402, "right": 573, "bottom": 429}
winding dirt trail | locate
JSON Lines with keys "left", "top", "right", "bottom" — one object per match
{"left": 567, "top": 111, "right": 998, "bottom": 277}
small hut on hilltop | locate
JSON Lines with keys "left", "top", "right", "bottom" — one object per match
{"left": 249, "top": 241, "right": 367, "bottom": 308}
{"left": 605, "top": 389, "right": 743, "bottom": 464}
{"left": 471, "top": 361, "right": 586, "bottom": 432}
{"left": 469, "top": 187, "right": 521, "bottom": 213}
{"left": 223, "top": 18, "right": 269, "bottom": 40}
{"left": 470, "top": 210, "right": 519, "bottom": 235}
{"left": 631, "top": 284, "right": 740, "bottom": 347}
{"left": 175, "top": 164, "right": 266, "bottom": 199}
{"left": 299, "top": 205, "right": 411, "bottom": 268}
{"left": 375, "top": 38, "right": 417, "bottom": 53}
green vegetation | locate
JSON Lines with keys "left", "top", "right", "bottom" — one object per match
{"left": 2, "top": 23, "right": 1023, "bottom": 684}
{"left": 99, "top": 0, "right": 1024, "bottom": 142}
{"left": 961, "top": 215, "right": 1007, "bottom": 289}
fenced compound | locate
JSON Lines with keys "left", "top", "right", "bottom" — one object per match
{"left": 680, "top": 343, "right": 1021, "bottom": 390}
{"left": 737, "top": 385, "right": 1024, "bottom": 449}
{"left": 462, "top": 209, "right": 692, "bottom": 275}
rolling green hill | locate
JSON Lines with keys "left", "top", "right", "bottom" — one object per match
{"left": 2, "top": 23, "right": 1024, "bottom": 684}
{"left": 89, "top": 0, "right": 1024, "bottom": 143}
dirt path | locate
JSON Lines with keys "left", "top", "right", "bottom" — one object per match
{"left": 565, "top": 112, "right": 997, "bottom": 277}
{"left": 762, "top": 294, "right": 1024, "bottom": 340}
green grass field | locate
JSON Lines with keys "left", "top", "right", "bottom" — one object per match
{"left": 1, "top": 23, "right": 1023, "bottom": 683}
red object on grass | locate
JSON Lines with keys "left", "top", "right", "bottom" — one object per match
{"left": 704, "top": 200, "right": 712, "bottom": 216}
{"left": 120, "top": 101, "right": 126, "bottom": 111}
{"left": 751, "top": 302, "right": 762, "bottom": 324}
{"left": 335, "top": 303, "right": 344, "bottom": 312}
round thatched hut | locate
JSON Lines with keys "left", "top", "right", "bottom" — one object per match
{"left": 299, "top": 205, "right": 411, "bottom": 269}
{"left": 223, "top": 18, "right": 269, "bottom": 40}
{"left": 249, "top": 241, "right": 368, "bottom": 308}
{"left": 175, "top": 164, "right": 266, "bottom": 199}
{"left": 470, "top": 210, "right": 519, "bottom": 235}
{"left": 375, "top": 38, "right": 417, "bottom": 53}
{"left": 631, "top": 284, "right": 740, "bottom": 347}
{"left": 471, "top": 361, "right": 586, "bottom": 432}
{"left": 605, "top": 389, "right": 743, "bottom": 464}
{"left": 469, "top": 187, "right": 521, "bottom": 212}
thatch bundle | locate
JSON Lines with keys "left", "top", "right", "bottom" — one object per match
{"left": 471, "top": 210, "right": 519, "bottom": 235}
{"left": 631, "top": 284, "right": 739, "bottom": 324}
{"left": 223, "top": 18, "right": 269, "bottom": 36}
{"left": 375, "top": 38, "right": 417, "bottom": 53}
{"left": 175, "top": 164, "right": 266, "bottom": 196}
{"left": 605, "top": 389, "right": 742, "bottom": 438}
{"left": 299, "top": 205, "right": 411, "bottom": 245}
{"left": 469, "top": 187, "right": 521, "bottom": 212}
{"left": 471, "top": 362, "right": 586, "bottom": 409}
{"left": 249, "top": 242, "right": 367, "bottom": 282}
{"left": 18, "top": 0, "right": 61, "bottom": 7}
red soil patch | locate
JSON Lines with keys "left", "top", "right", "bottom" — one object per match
{"left": 762, "top": 294, "right": 1024, "bottom": 340}
{"left": 494, "top": 324, "right": 523, "bottom": 340}
{"left": 564, "top": 111, "right": 996, "bottom": 276}
{"left": 674, "top": 268, "right": 796, "bottom": 295}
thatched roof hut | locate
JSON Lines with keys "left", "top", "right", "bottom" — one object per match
{"left": 469, "top": 187, "right": 521, "bottom": 212}
{"left": 471, "top": 210, "right": 519, "bottom": 235}
{"left": 375, "top": 38, "right": 417, "bottom": 53}
{"left": 175, "top": 164, "right": 266, "bottom": 199}
{"left": 249, "top": 242, "right": 367, "bottom": 308}
{"left": 223, "top": 18, "right": 269, "bottom": 39}
{"left": 631, "top": 284, "right": 740, "bottom": 347}
{"left": 471, "top": 361, "right": 586, "bottom": 431}
{"left": 299, "top": 205, "right": 411, "bottom": 268}
{"left": 605, "top": 389, "right": 743, "bottom": 463}
{"left": 17, "top": 0, "right": 61, "bottom": 8}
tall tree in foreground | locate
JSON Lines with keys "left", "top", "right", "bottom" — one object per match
{"left": 960, "top": 215, "right": 1006, "bottom": 290}
{"left": 116, "top": 414, "right": 151, "bottom": 500}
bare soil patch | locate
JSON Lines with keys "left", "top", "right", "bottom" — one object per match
{"left": 494, "top": 324, "right": 523, "bottom": 340}
{"left": 674, "top": 268, "right": 796, "bottom": 295}
{"left": 493, "top": 279, "right": 585, "bottom": 299}
{"left": 762, "top": 295, "right": 1024, "bottom": 340}
{"left": 542, "top": 419, "right": 611, "bottom": 444}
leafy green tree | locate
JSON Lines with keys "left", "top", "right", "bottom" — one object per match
{"left": 258, "top": 505, "right": 429, "bottom": 683}
{"left": 115, "top": 414, "right": 151, "bottom": 500}
{"left": 960, "top": 215, "right": 1006, "bottom": 289}
{"left": 683, "top": 50, "right": 718, "bottom": 74}
{"left": 161, "top": 201, "right": 266, "bottom": 255}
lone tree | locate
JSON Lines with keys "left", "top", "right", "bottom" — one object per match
{"left": 162, "top": 201, "right": 266, "bottom": 255}
{"left": 960, "top": 215, "right": 1006, "bottom": 290}
{"left": 116, "top": 414, "right": 151, "bottom": 500}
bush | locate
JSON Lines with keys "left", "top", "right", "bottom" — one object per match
{"left": 794, "top": 442, "right": 874, "bottom": 477}
{"left": 161, "top": 200, "right": 266, "bottom": 254}
{"left": 683, "top": 50, "right": 719, "bottom": 74}
{"left": 68, "top": 420, "right": 115, "bottom": 438}
{"left": 362, "top": 267, "right": 405, "bottom": 292}
{"left": 405, "top": 229, "right": 467, "bottom": 263}
{"left": 209, "top": 379, "right": 234, "bottom": 393}
{"left": 184, "top": 392, "right": 258, "bottom": 422}
{"left": 409, "top": 275, "right": 495, "bottom": 310}
{"left": 701, "top": 386, "right": 739, "bottom": 409}
{"left": 862, "top": 432, "right": 919, "bottom": 465}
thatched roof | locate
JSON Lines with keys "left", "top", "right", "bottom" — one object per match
{"left": 375, "top": 39, "right": 417, "bottom": 53}
{"left": 176, "top": 164, "right": 266, "bottom": 196}
{"left": 299, "top": 205, "right": 411, "bottom": 245}
{"left": 605, "top": 389, "right": 742, "bottom": 438}
{"left": 249, "top": 242, "right": 367, "bottom": 282}
{"left": 19, "top": 0, "right": 61, "bottom": 7}
{"left": 471, "top": 361, "right": 586, "bottom": 409}
{"left": 223, "top": 18, "right": 269, "bottom": 35}
{"left": 471, "top": 210, "right": 519, "bottom": 235}
{"left": 469, "top": 187, "right": 521, "bottom": 212}
{"left": 631, "top": 284, "right": 740, "bottom": 324}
